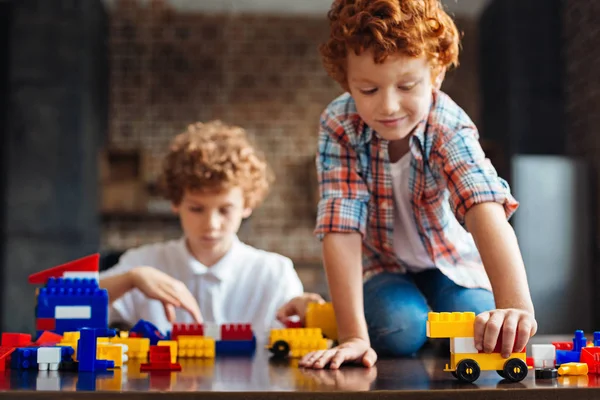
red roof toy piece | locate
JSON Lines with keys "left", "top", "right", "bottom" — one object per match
{"left": 140, "top": 346, "right": 181, "bottom": 372}
{"left": 28, "top": 254, "right": 99, "bottom": 284}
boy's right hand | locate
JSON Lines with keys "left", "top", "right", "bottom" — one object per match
{"left": 128, "top": 266, "right": 203, "bottom": 323}
{"left": 298, "top": 337, "right": 377, "bottom": 370}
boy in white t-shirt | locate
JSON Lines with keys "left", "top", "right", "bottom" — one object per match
{"left": 100, "top": 121, "right": 323, "bottom": 336}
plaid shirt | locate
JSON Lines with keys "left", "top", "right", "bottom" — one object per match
{"left": 314, "top": 90, "right": 519, "bottom": 290}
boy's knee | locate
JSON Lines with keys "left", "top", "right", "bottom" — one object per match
{"left": 368, "top": 306, "right": 429, "bottom": 357}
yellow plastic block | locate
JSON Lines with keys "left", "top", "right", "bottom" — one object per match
{"left": 177, "top": 336, "right": 215, "bottom": 358}
{"left": 427, "top": 312, "right": 476, "bottom": 338}
{"left": 62, "top": 332, "right": 80, "bottom": 342}
{"left": 269, "top": 328, "right": 324, "bottom": 343}
{"left": 59, "top": 332, "right": 81, "bottom": 361}
{"left": 110, "top": 337, "right": 150, "bottom": 359}
{"left": 97, "top": 343, "right": 126, "bottom": 367}
{"left": 445, "top": 352, "right": 527, "bottom": 372}
{"left": 558, "top": 362, "right": 588, "bottom": 376}
{"left": 158, "top": 340, "right": 178, "bottom": 363}
{"left": 268, "top": 328, "right": 327, "bottom": 358}
{"left": 289, "top": 337, "right": 328, "bottom": 358}
{"left": 306, "top": 302, "right": 338, "bottom": 341}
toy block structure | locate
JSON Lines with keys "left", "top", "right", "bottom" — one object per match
{"left": 28, "top": 254, "right": 108, "bottom": 336}
{"left": 157, "top": 341, "right": 178, "bottom": 363}
{"left": 426, "top": 312, "right": 528, "bottom": 383}
{"left": 77, "top": 328, "right": 115, "bottom": 372}
{"left": 109, "top": 336, "right": 150, "bottom": 359}
{"left": 306, "top": 303, "right": 338, "bottom": 341}
{"left": 221, "top": 324, "right": 253, "bottom": 341}
{"left": 268, "top": 328, "right": 328, "bottom": 358}
{"left": 37, "top": 347, "right": 62, "bottom": 371}
{"left": 97, "top": 343, "right": 128, "bottom": 367}
{"left": 171, "top": 323, "right": 203, "bottom": 341}
{"left": 170, "top": 322, "right": 255, "bottom": 356}
{"left": 2, "top": 333, "right": 33, "bottom": 347}
{"left": 140, "top": 346, "right": 181, "bottom": 371}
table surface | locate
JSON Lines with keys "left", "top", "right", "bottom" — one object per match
{"left": 0, "top": 335, "right": 598, "bottom": 399}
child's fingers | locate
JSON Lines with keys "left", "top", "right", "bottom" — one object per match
{"left": 501, "top": 311, "right": 520, "bottom": 358}
{"left": 473, "top": 312, "right": 490, "bottom": 351}
{"left": 177, "top": 289, "right": 203, "bottom": 323}
{"left": 514, "top": 316, "right": 534, "bottom": 353}
{"left": 362, "top": 348, "right": 377, "bottom": 367}
{"left": 483, "top": 312, "right": 505, "bottom": 353}
{"left": 299, "top": 350, "right": 325, "bottom": 367}
{"left": 163, "top": 303, "right": 176, "bottom": 323}
{"left": 276, "top": 301, "right": 300, "bottom": 323}
{"left": 313, "top": 350, "right": 337, "bottom": 369}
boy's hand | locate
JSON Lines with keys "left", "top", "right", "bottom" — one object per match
{"left": 128, "top": 266, "right": 203, "bottom": 323}
{"left": 276, "top": 293, "right": 325, "bottom": 324}
{"left": 474, "top": 309, "right": 537, "bottom": 358}
{"left": 298, "top": 338, "right": 377, "bottom": 370}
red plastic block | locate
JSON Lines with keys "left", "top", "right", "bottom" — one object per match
{"left": 552, "top": 341, "right": 574, "bottom": 351}
{"left": 0, "top": 347, "right": 15, "bottom": 372}
{"left": 36, "top": 319, "right": 56, "bottom": 331}
{"left": 526, "top": 357, "right": 533, "bottom": 367}
{"left": 140, "top": 346, "right": 181, "bottom": 372}
{"left": 35, "top": 331, "right": 63, "bottom": 346}
{"left": 171, "top": 323, "right": 203, "bottom": 341}
{"left": 284, "top": 319, "right": 303, "bottom": 329}
{"left": 129, "top": 332, "right": 142, "bottom": 338}
{"left": 28, "top": 253, "right": 99, "bottom": 284}
{"left": 1, "top": 333, "right": 32, "bottom": 348}
{"left": 221, "top": 324, "right": 253, "bottom": 341}
{"left": 581, "top": 347, "right": 600, "bottom": 374}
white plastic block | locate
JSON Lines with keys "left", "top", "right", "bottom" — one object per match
{"left": 203, "top": 323, "right": 221, "bottom": 341}
{"left": 55, "top": 306, "right": 91, "bottom": 319}
{"left": 450, "top": 337, "right": 478, "bottom": 354}
{"left": 63, "top": 271, "right": 100, "bottom": 281}
{"left": 37, "top": 348, "right": 62, "bottom": 371}
{"left": 532, "top": 344, "right": 556, "bottom": 368}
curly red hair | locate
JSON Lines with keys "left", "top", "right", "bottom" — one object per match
{"left": 321, "top": 0, "right": 460, "bottom": 90}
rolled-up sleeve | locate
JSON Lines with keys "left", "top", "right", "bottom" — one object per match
{"left": 314, "top": 110, "right": 370, "bottom": 240}
{"left": 438, "top": 128, "right": 519, "bottom": 225}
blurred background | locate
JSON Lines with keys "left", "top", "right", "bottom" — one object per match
{"left": 0, "top": 0, "right": 597, "bottom": 336}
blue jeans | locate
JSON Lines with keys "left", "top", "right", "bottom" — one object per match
{"left": 363, "top": 269, "right": 495, "bottom": 357}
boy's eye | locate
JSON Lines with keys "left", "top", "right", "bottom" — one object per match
{"left": 220, "top": 207, "right": 232, "bottom": 215}
{"left": 359, "top": 88, "right": 378, "bottom": 95}
{"left": 398, "top": 83, "right": 417, "bottom": 91}
{"left": 189, "top": 207, "right": 204, "bottom": 213}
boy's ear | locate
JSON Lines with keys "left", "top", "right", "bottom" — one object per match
{"left": 242, "top": 208, "right": 253, "bottom": 219}
{"left": 433, "top": 68, "right": 446, "bottom": 90}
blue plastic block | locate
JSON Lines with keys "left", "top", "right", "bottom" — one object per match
{"left": 593, "top": 332, "right": 600, "bottom": 347}
{"left": 556, "top": 349, "right": 580, "bottom": 365}
{"left": 130, "top": 319, "right": 167, "bottom": 345}
{"left": 77, "top": 328, "right": 116, "bottom": 372}
{"left": 11, "top": 348, "right": 39, "bottom": 370}
{"left": 572, "top": 330, "right": 586, "bottom": 352}
{"left": 215, "top": 337, "right": 256, "bottom": 356}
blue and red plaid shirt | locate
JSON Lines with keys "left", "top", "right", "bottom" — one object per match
{"left": 314, "top": 90, "right": 519, "bottom": 290}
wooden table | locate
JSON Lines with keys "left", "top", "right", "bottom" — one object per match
{"left": 0, "top": 335, "right": 599, "bottom": 399}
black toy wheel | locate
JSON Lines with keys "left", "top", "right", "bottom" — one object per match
{"left": 503, "top": 358, "right": 528, "bottom": 382}
{"left": 269, "top": 340, "right": 290, "bottom": 358}
{"left": 455, "top": 359, "right": 481, "bottom": 383}
{"left": 497, "top": 370, "right": 506, "bottom": 378}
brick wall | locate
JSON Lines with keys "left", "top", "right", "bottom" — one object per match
{"left": 102, "top": 0, "right": 481, "bottom": 266}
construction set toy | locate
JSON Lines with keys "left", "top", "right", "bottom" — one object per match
{"left": 0, "top": 253, "right": 337, "bottom": 376}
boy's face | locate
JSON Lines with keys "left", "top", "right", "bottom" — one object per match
{"left": 347, "top": 50, "right": 438, "bottom": 142}
{"left": 172, "top": 187, "right": 252, "bottom": 262}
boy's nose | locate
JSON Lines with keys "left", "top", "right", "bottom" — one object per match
{"left": 381, "top": 92, "right": 401, "bottom": 116}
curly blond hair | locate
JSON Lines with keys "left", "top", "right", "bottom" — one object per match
{"left": 159, "top": 121, "right": 273, "bottom": 208}
{"left": 321, "top": 0, "right": 460, "bottom": 91}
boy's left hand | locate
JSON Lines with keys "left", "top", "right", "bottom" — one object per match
{"left": 474, "top": 309, "right": 537, "bottom": 358}
{"left": 276, "top": 293, "right": 325, "bottom": 325}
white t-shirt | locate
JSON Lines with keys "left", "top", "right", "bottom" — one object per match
{"left": 390, "top": 152, "right": 436, "bottom": 271}
{"left": 100, "top": 236, "right": 304, "bottom": 340}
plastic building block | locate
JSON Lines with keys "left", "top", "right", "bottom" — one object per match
{"left": 36, "top": 319, "right": 56, "bottom": 331}
{"left": 35, "top": 331, "right": 63, "bottom": 346}
{"left": 55, "top": 306, "right": 91, "bottom": 319}
{"left": 306, "top": 302, "right": 338, "bottom": 341}
{"left": 426, "top": 312, "right": 476, "bottom": 338}
{"left": 37, "top": 347, "right": 62, "bottom": 371}
{"left": 450, "top": 337, "right": 478, "bottom": 354}
{"left": 572, "top": 331, "right": 587, "bottom": 352}
{"left": 28, "top": 254, "right": 99, "bottom": 284}
{"left": 2, "top": 333, "right": 32, "bottom": 347}
{"left": 58, "top": 331, "right": 80, "bottom": 361}
{"left": 594, "top": 332, "right": 600, "bottom": 347}
{"left": 556, "top": 350, "right": 581, "bottom": 365}
{"left": 204, "top": 323, "right": 221, "bottom": 340}
{"left": 268, "top": 328, "right": 327, "bottom": 358}
{"left": 0, "top": 347, "right": 15, "bottom": 372}
{"left": 535, "top": 368, "right": 558, "bottom": 380}
{"left": 532, "top": 344, "right": 556, "bottom": 369}
{"left": 130, "top": 319, "right": 167, "bottom": 345}
{"left": 97, "top": 343, "right": 128, "bottom": 367}
{"left": 157, "top": 341, "right": 178, "bottom": 363}
{"left": 558, "top": 362, "right": 588, "bottom": 376}
{"left": 77, "top": 328, "right": 116, "bottom": 372}
{"left": 580, "top": 347, "right": 600, "bottom": 374}
{"left": 140, "top": 346, "right": 181, "bottom": 371}
{"left": 109, "top": 337, "right": 150, "bottom": 359}
{"left": 221, "top": 324, "right": 253, "bottom": 341}
{"left": 552, "top": 341, "right": 573, "bottom": 351}
{"left": 216, "top": 337, "right": 256, "bottom": 356}
{"left": 177, "top": 336, "right": 215, "bottom": 358}
{"left": 171, "top": 323, "right": 204, "bottom": 341}
{"left": 284, "top": 319, "right": 303, "bottom": 329}
{"left": 11, "top": 348, "right": 39, "bottom": 370}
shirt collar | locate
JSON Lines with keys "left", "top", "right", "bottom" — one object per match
{"left": 180, "top": 236, "right": 242, "bottom": 281}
